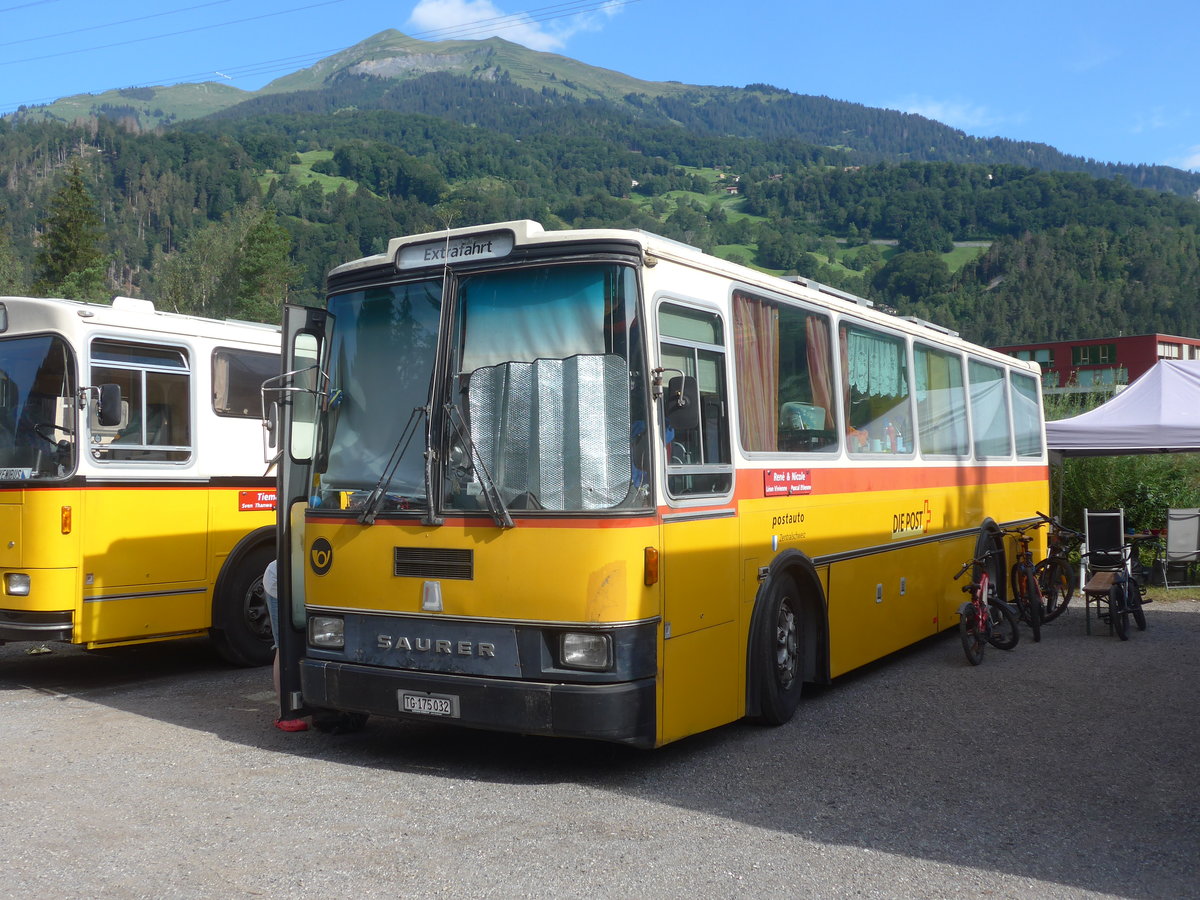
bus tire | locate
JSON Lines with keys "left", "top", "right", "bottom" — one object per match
{"left": 210, "top": 542, "right": 275, "bottom": 667}
{"left": 750, "top": 571, "right": 806, "bottom": 726}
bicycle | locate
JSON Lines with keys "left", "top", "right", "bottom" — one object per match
{"left": 953, "top": 549, "right": 1020, "bottom": 665}
{"left": 1003, "top": 524, "right": 1045, "bottom": 642}
{"left": 1103, "top": 547, "right": 1148, "bottom": 641}
{"left": 1033, "top": 511, "right": 1082, "bottom": 623}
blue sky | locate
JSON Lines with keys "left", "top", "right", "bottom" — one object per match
{"left": 1, "top": 0, "right": 1196, "bottom": 172}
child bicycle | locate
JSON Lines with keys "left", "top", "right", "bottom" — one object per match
{"left": 953, "top": 548, "right": 1020, "bottom": 665}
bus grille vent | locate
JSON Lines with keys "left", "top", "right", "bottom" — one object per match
{"left": 393, "top": 547, "right": 474, "bottom": 580}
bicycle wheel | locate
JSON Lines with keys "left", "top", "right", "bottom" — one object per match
{"left": 986, "top": 597, "right": 1020, "bottom": 650}
{"left": 1108, "top": 583, "right": 1130, "bottom": 640}
{"left": 1131, "top": 586, "right": 1147, "bottom": 631}
{"left": 1036, "top": 558, "right": 1074, "bottom": 622}
{"left": 958, "top": 600, "right": 985, "bottom": 665}
{"left": 1023, "top": 571, "right": 1043, "bottom": 642}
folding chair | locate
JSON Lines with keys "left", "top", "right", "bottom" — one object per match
{"left": 1162, "top": 508, "right": 1200, "bottom": 588}
{"left": 1080, "top": 508, "right": 1128, "bottom": 635}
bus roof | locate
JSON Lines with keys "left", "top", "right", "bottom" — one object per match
{"left": 0, "top": 295, "right": 280, "bottom": 347}
{"left": 327, "top": 221, "right": 1036, "bottom": 375}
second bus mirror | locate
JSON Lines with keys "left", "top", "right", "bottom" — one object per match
{"left": 97, "top": 383, "right": 123, "bottom": 428}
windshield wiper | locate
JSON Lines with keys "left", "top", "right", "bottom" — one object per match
{"left": 445, "top": 403, "right": 514, "bottom": 529}
{"left": 357, "top": 405, "right": 426, "bottom": 525}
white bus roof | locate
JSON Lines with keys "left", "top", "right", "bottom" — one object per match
{"left": 0, "top": 296, "right": 280, "bottom": 347}
{"left": 326, "top": 220, "right": 1035, "bottom": 375}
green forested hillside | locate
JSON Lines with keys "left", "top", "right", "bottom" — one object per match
{"left": 1, "top": 45, "right": 1198, "bottom": 346}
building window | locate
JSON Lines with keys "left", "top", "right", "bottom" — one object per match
{"left": 1073, "top": 344, "right": 1116, "bottom": 366}
{"left": 1158, "top": 342, "right": 1182, "bottom": 359}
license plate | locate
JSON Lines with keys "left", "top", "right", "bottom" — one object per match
{"left": 399, "top": 690, "right": 460, "bottom": 718}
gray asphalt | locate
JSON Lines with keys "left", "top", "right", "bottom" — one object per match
{"left": 2, "top": 598, "right": 1198, "bottom": 899}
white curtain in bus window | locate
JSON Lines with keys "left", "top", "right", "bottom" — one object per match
{"left": 967, "top": 359, "right": 1012, "bottom": 458}
{"left": 840, "top": 325, "right": 912, "bottom": 455}
{"left": 914, "top": 344, "right": 968, "bottom": 456}
{"left": 1010, "top": 372, "right": 1043, "bottom": 457}
{"left": 467, "top": 354, "right": 631, "bottom": 510}
{"left": 459, "top": 266, "right": 606, "bottom": 372}
{"left": 733, "top": 292, "right": 836, "bottom": 453}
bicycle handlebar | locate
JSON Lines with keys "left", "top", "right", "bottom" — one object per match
{"left": 953, "top": 548, "right": 1000, "bottom": 580}
{"left": 1036, "top": 511, "right": 1084, "bottom": 537}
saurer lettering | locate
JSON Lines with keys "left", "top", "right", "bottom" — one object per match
{"left": 376, "top": 634, "right": 496, "bottom": 657}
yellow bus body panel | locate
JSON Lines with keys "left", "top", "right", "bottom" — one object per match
{"left": 0, "top": 485, "right": 272, "bottom": 646}
{"left": 302, "top": 518, "right": 662, "bottom": 625}
{"left": 737, "top": 467, "right": 1048, "bottom": 677}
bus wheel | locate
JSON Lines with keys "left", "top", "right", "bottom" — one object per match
{"left": 752, "top": 572, "right": 806, "bottom": 725}
{"left": 210, "top": 544, "right": 275, "bottom": 667}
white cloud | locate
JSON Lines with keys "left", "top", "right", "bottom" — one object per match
{"left": 1166, "top": 145, "right": 1200, "bottom": 172}
{"left": 891, "top": 95, "right": 1004, "bottom": 132}
{"left": 406, "top": 0, "right": 622, "bottom": 53}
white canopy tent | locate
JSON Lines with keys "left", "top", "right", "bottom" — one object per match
{"left": 1045, "top": 360, "right": 1200, "bottom": 458}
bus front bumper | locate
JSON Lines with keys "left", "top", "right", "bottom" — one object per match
{"left": 299, "top": 659, "right": 657, "bottom": 748}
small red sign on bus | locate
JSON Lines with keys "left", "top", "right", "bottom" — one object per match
{"left": 764, "top": 469, "right": 812, "bottom": 496}
{"left": 238, "top": 490, "right": 277, "bottom": 511}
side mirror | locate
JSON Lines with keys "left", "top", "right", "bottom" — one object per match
{"left": 665, "top": 376, "right": 700, "bottom": 433}
{"left": 97, "top": 384, "right": 122, "bottom": 428}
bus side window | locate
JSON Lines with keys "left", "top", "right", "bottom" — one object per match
{"left": 659, "top": 303, "right": 733, "bottom": 497}
{"left": 90, "top": 339, "right": 192, "bottom": 463}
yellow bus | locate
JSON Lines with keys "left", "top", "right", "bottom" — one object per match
{"left": 0, "top": 296, "right": 280, "bottom": 665}
{"left": 273, "top": 221, "right": 1047, "bottom": 746}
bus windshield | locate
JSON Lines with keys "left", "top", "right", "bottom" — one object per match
{"left": 314, "top": 281, "right": 443, "bottom": 510}
{"left": 445, "top": 263, "right": 646, "bottom": 513}
{"left": 312, "top": 262, "right": 647, "bottom": 515}
{"left": 0, "top": 335, "right": 77, "bottom": 481}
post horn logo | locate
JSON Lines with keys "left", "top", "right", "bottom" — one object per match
{"left": 310, "top": 538, "right": 333, "bottom": 575}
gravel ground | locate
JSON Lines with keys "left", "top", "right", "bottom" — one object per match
{"left": 2, "top": 597, "right": 1198, "bottom": 900}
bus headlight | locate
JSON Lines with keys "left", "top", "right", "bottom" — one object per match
{"left": 560, "top": 632, "right": 611, "bottom": 670}
{"left": 309, "top": 615, "right": 345, "bottom": 649}
{"left": 5, "top": 573, "right": 31, "bottom": 596}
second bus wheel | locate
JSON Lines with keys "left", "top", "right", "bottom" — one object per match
{"left": 210, "top": 544, "right": 276, "bottom": 667}
{"left": 751, "top": 572, "right": 806, "bottom": 725}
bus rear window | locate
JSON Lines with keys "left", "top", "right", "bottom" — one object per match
{"left": 213, "top": 348, "right": 280, "bottom": 418}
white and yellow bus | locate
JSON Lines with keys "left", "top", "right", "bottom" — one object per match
{"left": 0, "top": 296, "right": 280, "bottom": 665}
{"left": 274, "top": 221, "right": 1047, "bottom": 746}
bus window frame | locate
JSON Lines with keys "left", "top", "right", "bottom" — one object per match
{"left": 837, "top": 316, "right": 916, "bottom": 459}
{"left": 88, "top": 335, "right": 194, "bottom": 466}
{"left": 966, "top": 355, "right": 1014, "bottom": 461}
{"left": 731, "top": 286, "right": 841, "bottom": 459}
{"left": 654, "top": 295, "right": 735, "bottom": 502}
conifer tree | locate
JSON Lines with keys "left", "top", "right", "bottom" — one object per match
{"left": 0, "top": 224, "right": 25, "bottom": 295}
{"left": 33, "top": 161, "right": 108, "bottom": 300}
{"left": 236, "top": 205, "right": 296, "bottom": 322}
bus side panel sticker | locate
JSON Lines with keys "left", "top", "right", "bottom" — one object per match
{"left": 764, "top": 469, "right": 813, "bottom": 497}
{"left": 238, "top": 490, "right": 278, "bottom": 511}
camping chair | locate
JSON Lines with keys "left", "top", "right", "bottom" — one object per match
{"left": 1080, "top": 508, "right": 1129, "bottom": 635}
{"left": 1160, "top": 508, "right": 1200, "bottom": 588}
